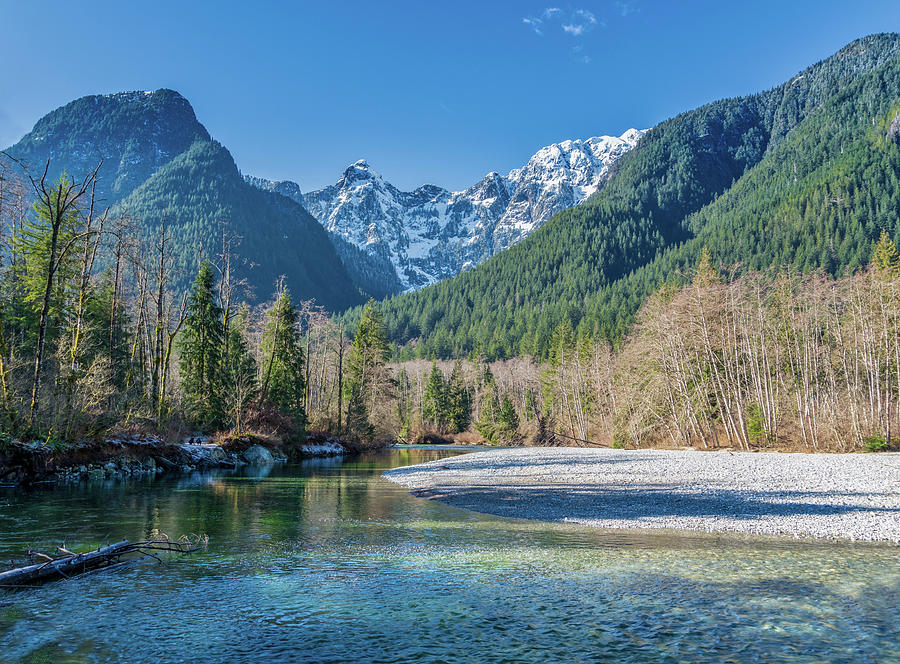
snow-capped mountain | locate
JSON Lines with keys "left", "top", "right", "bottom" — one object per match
{"left": 247, "top": 128, "right": 644, "bottom": 291}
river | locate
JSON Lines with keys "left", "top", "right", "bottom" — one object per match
{"left": 1, "top": 447, "right": 898, "bottom": 663}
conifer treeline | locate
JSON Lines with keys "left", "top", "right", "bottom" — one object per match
{"left": 1, "top": 158, "right": 897, "bottom": 453}
{"left": 0, "top": 161, "right": 390, "bottom": 446}
{"left": 352, "top": 38, "right": 900, "bottom": 361}
{"left": 384, "top": 237, "right": 900, "bottom": 452}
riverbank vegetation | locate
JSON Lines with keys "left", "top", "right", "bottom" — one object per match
{"left": 0, "top": 158, "right": 392, "bottom": 459}
{"left": 306, "top": 238, "right": 900, "bottom": 452}
{"left": 1, "top": 155, "right": 898, "bottom": 458}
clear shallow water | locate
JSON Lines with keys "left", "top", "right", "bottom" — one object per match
{"left": 0, "top": 448, "right": 897, "bottom": 664}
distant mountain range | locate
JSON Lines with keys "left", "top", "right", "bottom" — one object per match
{"left": 246, "top": 129, "right": 643, "bottom": 291}
{"left": 2, "top": 90, "right": 362, "bottom": 310}
{"left": 3, "top": 88, "right": 641, "bottom": 305}
{"left": 364, "top": 33, "right": 900, "bottom": 360}
{"left": 7, "top": 32, "right": 897, "bottom": 348}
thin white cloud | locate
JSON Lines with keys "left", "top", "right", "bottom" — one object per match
{"left": 574, "top": 9, "right": 597, "bottom": 24}
{"left": 525, "top": 7, "right": 602, "bottom": 38}
{"left": 521, "top": 6, "right": 603, "bottom": 64}
{"left": 522, "top": 16, "right": 543, "bottom": 35}
{"left": 615, "top": 1, "right": 640, "bottom": 16}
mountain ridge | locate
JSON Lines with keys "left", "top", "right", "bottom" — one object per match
{"left": 3, "top": 90, "right": 363, "bottom": 310}
{"left": 357, "top": 33, "right": 900, "bottom": 359}
{"left": 247, "top": 128, "right": 644, "bottom": 291}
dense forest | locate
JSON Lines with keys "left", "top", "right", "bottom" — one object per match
{"left": 1, "top": 35, "right": 898, "bottom": 456}
{"left": 357, "top": 34, "right": 900, "bottom": 360}
{"left": 115, "top": 139, "right": 362, "bottom": 309}
{"left": 0, "top": 157, "right": 371, "bottom": 447}
{"left": 0, "top": 152, "right": 898, "bottom": 454}
{"left": 3, "top": 89, "right": 367, "bottom": 311}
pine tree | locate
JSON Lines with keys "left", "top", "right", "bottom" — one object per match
{"left": 694, "top": 245, "right": 720, "bottom": 287}
{"left": 260, "top": 289, "right": 307, "bottom": 428}
{"left": 872, "top": 229, "right": 900, "bottom": 277}
{"left": 178, "top": 260, "right": 225, "bottom": 429}
{"left": 395, "top": 368, "right": 412, "bottom": 442}
{"left": 496, "top": 397, "right": 520, "bottom": 441}
{"left": 474, "top": 376, "right": 499, "bottom": 443}
{"left": 422, "top": 362, "right": 447, "bottom": 431}
{"left": 446, "top": 360, "right": 471, "bottom": 434}
{"left": 344, "top": 299, "right": 389, "bottom": 440}
{"left": 223, "top": 305, "right": 257, "bottom": 430}
{"left": 14, "top": 177, "right": 86, "bottom": 427}
{"left": 475, "top": 371, "right": 521, "bottom": 444}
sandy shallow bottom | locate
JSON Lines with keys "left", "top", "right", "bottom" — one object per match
{"left": 384, "top": 447, "right": 900, "bottom": 542}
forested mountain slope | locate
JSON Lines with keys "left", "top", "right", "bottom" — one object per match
{"left": 367, "top": 34, "right": 900, "bottom": 359}
{"left": 116, "top": 140, "right": 362, "bottom": 309}
{"left": 4, "top": 90, "right": 209, "bottom": 204}
{"left": 3, "top": 90, "right": 363, "bottom": 310}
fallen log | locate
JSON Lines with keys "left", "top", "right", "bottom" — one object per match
{"left": 0, "top": 535, "right": 208, "bottom": 587}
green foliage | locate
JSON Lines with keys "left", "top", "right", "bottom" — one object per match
{"left": 872, "top": 230, "right": 900, "bottom": 276}
{"left": 421, "top": 361, "right": 472, "bottom": 434}
{"left": 694, "top": 246, "right": 719, "bottom": 287}
{"left": 261, "top": 290, "right": 307, "bottom": 428}
{"left": 395, "top": 368, "right": 412, "bottom": 442}
{"left": 179, "top": 261, "right": 226, "bottom": 430}
{"left": 347, "top": 34, "right": 900, "bottom": 361}
{"left": 863, "top": 435, "right": 889, "bottom": 452}
{"left": 745, "top": 403, "right": 767, "bottom": 446}
{"left": 223, "top": 306, "right": 258, "bottom": 429}
{"left": 119, "top": 140, "right": 362, "bottom": 310}
{"left": 344, "top": 300, "right": 390, "bottom": 440}
{"left": 12, "top": 178, "right": 82, "bottom": 342}
{"left": 422, "top": 362, "right": 447, "bottom": 431}
{"left": 446, "top": 361, "right": 472, "bottom": 434}
{"left": 475, "top": 372, "right": 520, "bottom": 444}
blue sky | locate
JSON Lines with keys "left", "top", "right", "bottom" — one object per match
{"left": 1, "top": 1, "right": 899, "bottom": 191}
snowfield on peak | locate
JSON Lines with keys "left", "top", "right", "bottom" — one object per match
{"left": 247, "top": 128, "right": 645, "bottom": 292}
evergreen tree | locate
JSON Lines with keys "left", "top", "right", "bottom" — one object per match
{"left": 344, "top": 299, "right": 389, "bottom": 440}
{"left": 475, "top": 367, "right": 520, "bottom": 444}
{"left": 446, "top": 360, "right": 472, "bottom": 434}
{"left": 422, "top": 362, "right": 447, "bottom": 431}
{"left": 496, "top": 397, "right": 520, "bottom": 441}
{"left": 474, "top": 376, "right": 499, "bottom": 443}
{"left": 14, "top": 177, "right": 85, "bottom": 427}
{"left": 694, "top": 246, "right": 720, "bottom": 286}
{"left": 179, "top": 260, "right": 225, "bottom": 429}
{"left": 261, "top": 289, "right": 307, "bottom": 428}
{"left": 395, "top": 368, "right": 412, "bottom": 443}
{"left": 475, "top": 370, "right": 521, "bottom": 445}
{"left": 223, "top": 305, "right": 257, "bottom": 430}
{"left": 873, "top": 229, "right": 900, "bottom": 277}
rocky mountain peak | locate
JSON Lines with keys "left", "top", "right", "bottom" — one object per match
{"left": 248, "top": 128, "right": 645, "bottom": 292}
{"left": 4, "top": 88, "right": 210, "bottom": 204}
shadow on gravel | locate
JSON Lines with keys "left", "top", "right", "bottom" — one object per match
{"left": 433, "top": 484, "right": 899, "bottom": 522}
{"left": 387, "top": 454, "right": 647, "bottom": 475}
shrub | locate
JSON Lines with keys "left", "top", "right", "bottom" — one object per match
{"left": 863, "top": 435, "right": 889, "bottom": 452}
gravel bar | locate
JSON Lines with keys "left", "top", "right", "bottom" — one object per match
{"left": 384, "top": 448, "right": 900, "bottom": 542}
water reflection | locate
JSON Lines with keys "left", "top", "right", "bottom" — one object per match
{"left": 1, "top": 449, "right": 898, "bottom": 663}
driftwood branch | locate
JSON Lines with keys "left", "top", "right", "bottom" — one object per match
{"left": 0, "top": 535, "right": 208, "bottom": 587}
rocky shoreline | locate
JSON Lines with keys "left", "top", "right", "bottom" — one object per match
{"left": 384, "top": 447, "right": 900, "bottom": 542}
{"left": 0, "top": 434, "right": 351, "bottom": 487}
